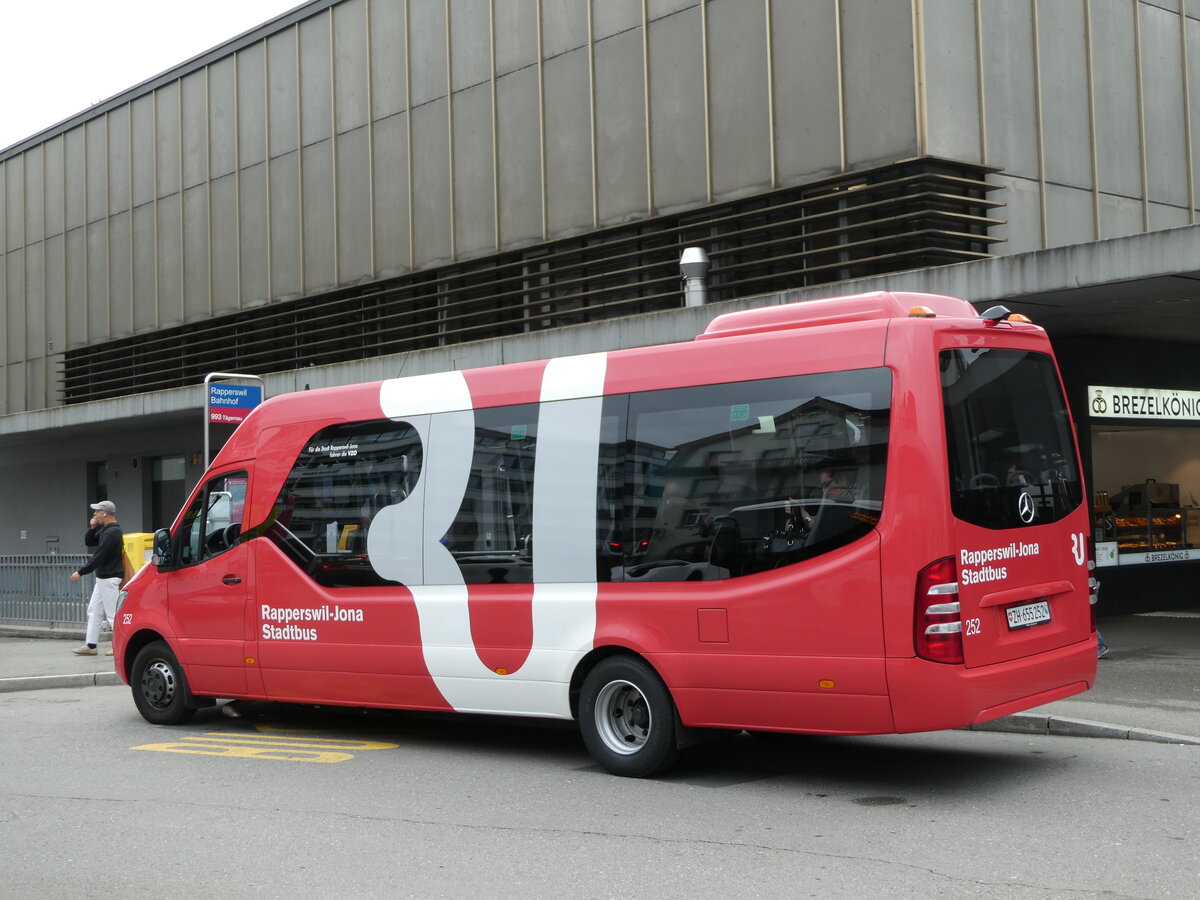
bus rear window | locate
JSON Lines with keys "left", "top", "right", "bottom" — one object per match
{"left": 941, "top": 348, "right": 1082, "bottom": 529}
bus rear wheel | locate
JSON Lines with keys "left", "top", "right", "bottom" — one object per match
{"left": 579, "top": 656, "right": 681, "bottom": 777}
{"left": 131, "top": 641, "right": 196, "bottom": 726}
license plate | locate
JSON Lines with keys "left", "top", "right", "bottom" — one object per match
{"left": 1006, "top": 600, "right": 1051, "bottom": 630}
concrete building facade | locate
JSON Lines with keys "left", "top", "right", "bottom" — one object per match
{"left": 3, "top": 0, "right": 1200, "bottom": 612}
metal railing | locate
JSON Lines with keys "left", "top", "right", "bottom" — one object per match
{"left": 0, "top": 555, "right": 92, "bottom": 627}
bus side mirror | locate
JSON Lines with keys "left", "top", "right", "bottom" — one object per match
{"left": 153, "top": 528, "right": 172, "bottom": 567}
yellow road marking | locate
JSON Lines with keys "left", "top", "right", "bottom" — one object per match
{"left": 131, "top": 731, "right": 399, "bottom": 762}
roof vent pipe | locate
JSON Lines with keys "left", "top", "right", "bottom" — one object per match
{"left": 680, "top": 247, "right": 710, "bottom": 307}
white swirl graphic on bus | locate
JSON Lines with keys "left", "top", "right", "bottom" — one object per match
{"left": 369, "top": 354, "right": 608, "bottom": 718}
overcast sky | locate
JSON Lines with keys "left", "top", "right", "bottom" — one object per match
{"left": 1, "top": 0, "right": 306, "bottom": 150}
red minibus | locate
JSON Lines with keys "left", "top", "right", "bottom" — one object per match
{"left": 114, "top": 291, "right": 1097, "bottom": 776}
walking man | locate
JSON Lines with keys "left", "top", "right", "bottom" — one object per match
{"left": 69, "top": 500, "right": 124, "bottom": 656}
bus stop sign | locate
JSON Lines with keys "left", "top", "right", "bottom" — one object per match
{"left": 208, "top": 383, "right": 263, "bottom": 424}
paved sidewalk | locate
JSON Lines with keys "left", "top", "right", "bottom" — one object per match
{"left": 2, "top": 614, "right": 1198, "bottom": 745}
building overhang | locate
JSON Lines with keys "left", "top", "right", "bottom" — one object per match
{"left": 4, "top": 224, "right": 1200, "bottom": 449}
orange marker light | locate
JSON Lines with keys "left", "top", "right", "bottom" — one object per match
{"left": 907, "top": 306, "right": 936, "bottom": 317}
{"left": 496, "top": 668, "right": 508, "bottom": 675}
{"left": 818, "top": 679, "right": 836, "bottom": 689}
{"left": 1007, "top": 313, "right": 1033, "bottom": 323}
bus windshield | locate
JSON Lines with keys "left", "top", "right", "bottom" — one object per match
{"left": 941, "top": 348, "right": 1082, "bottom": 529}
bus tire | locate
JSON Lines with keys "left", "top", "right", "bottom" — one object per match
{"left": 579, "top": 656, "right": 681, "bottom": 777}
{"left": 131, "top": 641, "right": 196, "bottom": 726}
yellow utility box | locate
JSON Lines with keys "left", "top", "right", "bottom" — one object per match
{"left": 122, "top": 533, "right": 155, "bottom": 572}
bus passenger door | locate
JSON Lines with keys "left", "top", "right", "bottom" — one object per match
{"left": 165, "top": 470, "right": 252, "bottom": 696}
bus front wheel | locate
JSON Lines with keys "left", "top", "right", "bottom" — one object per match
{"left": 579, "top": 656, "right": 681, "bottom": 777}
{"left": 131, "top": 641, "right": 196, "bottom": 726}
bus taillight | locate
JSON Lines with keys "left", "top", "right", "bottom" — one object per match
{"left": 915, "top": 557, "right": 963, "bottom": 664}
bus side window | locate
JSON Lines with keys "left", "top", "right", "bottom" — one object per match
{"left": 621, "top": 369, "right": 890, "bottom": 582}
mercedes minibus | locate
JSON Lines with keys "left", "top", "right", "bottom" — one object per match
{"left": 114, "top": 291, "right": 1098, "bottom": 776}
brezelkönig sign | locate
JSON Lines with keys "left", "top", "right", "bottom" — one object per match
{"left": 1087, "top": 385, "right": 1200, "bottom": 421}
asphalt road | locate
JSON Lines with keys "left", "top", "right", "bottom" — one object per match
{"left": 2, "top": 684, "right": 1196, "bottom": 899}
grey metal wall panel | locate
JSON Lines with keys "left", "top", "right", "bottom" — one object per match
{"left": 5, "top": 157, "right": 24, "bottom": 252}
{"left": 411, "top": 99, "right": 454, "bottom": 265}
{"left": 239, "top": 162, "right": 271, "bottom": 304}
{"left": 301, "top": 142, "right": 337, "bottom": 291}
{"left": 107, "top": 106, "right": 131, "bottom": 217}
{"left": 209, "top": 57, "right": 238, "bottom": 179}
{"left": 132, "top": 204, "right": 157, "bottom": 330}
{"left": 923, "top": 0, "right": 983, "bottom": 163}
{"left": 1141, "top": 4, "right": 1188, "bottom": 205}
{"left": 648, "top": 5, "right": 707, "bottom": 212}
{"left": 370, "top": 0, "right": 409, "bottom": 120}
{"left": 544, "top": 47, "right": 594, "bottom": 234}
{"left": 24, "top": 244, "right": 45, "bottom": 409}
{"left": 1040, "top": 0, "right": 1093, "bottom": 188}
{"left": 409, "top": 0, "right": 447, "bottom": 107}
{"left": 109, "top": 211, "right": 132, "bottom": 334}
{"left": 44, "top": 233, "right": 65, "bottom": 365}
{"left": 543, "top": 0, "right": 589, "bottom": 57}
{"left": 594, "top": 0, "right": 641, "bottom": 41}
{"left": 157, "top": 192, "right": 183, "bottom": 326}
{"left": 594, "top": 28, "right": 648, "bottom": 224}
{"left": 708, "top": 0, "right": 771, "bottom": 198}
{"left": 25, "top": 359, "right": 44, "bottom": 412}
{"left": 1100, "top": 191, "right": 1145, "bottom": 238}
{"left": 1149, "top": 200, "right": 1189, "bottom": 228}
{"left": 841, "top": 0, "right": 917, "bottom": 166}
{"left": 301, "top": 13, "right": 334, "bottom": 148}
{"left": 131, "top": 97, "right": 155, "bottom": 209}
{"left": 238, "top": 43, "right": 268, "bottom": 168}
{"left": 772, "top": 0, "right": 842, "bottom": 185}
{"left": 452, "top": 83, "right": 497, "bottom": 257}
{"left": 334, "top": 0, "right": 370, "bottom": 133}
{"left": 1092, "top": 0, "right": 1142, "bottom": 198}
{"left": 1191, "top": 16, "right": 1200, "bottom": 213}
{"left": 181, "top": 72, "right": 209, "bottom": 191}
{"left": 649, "top": 0, "right": 696, "bottom": 19}
{"left": 86, "top": 120, "right": 108, "bottom": 223}
{"left": 336, "top": 126, "right": 375, "bottom": 281}
{"left": 155, "top": 85, "right": 181, "bottom": 199}
{"left": 210, "top": 174, "right": 240, "bottom": 312}
{"left": 372, "top": 112, "right": 412, "bottom": 276}
{"left": 6, "top": 247, "right": 23, "bottom": 359}
{"left": 5, "top": 363, "right": 22, "bottom": 414}
{"left": 183, "top": 185, "right": 211, "bottom": 318}
{"left": 24, "top": 244, "right": 43, "bottom": 364}
{"left": 450, "top": 0, "right": 491, "bottom": 91}
{"left": 64, "top": 228, "right": 86, "bottom": 346}
{"left": 992, "top": 174, "right": 1043, "bottom": 254}
{"left": 268, "top": 29, "right": 301, "bottom": 158}
{"left": 980, "top": 1, "right": 1038, "bottom": 177}
{"left": 23, "top": 147, "right": 43, "bottom": 245}
{"left": 269, "top": 151, "right": 303, "bottom": 297}
{"left": 495, "top": 0, "right": 539, "bottom": 75}
{"left": 496, "top": 68, "right": 543, "bottom": 244}
{"left": 65, "top": 129, "right": 86, "bottom": 232}
{"left": 1045, "top": 182, "right": 1096, "bottom": 246}
{"left": 43, "top": 138, "right": 63, "bottom": 240}
{"left": 85, "top": 221, "right": 109, "bottom": 337}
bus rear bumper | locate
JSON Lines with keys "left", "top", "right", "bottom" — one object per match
{"left": 886, "top": 636, "right": 1097, "bottom": 734}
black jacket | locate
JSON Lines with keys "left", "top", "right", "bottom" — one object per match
{"left": 79, "top": 522, "right": 124, "bottom": 579}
